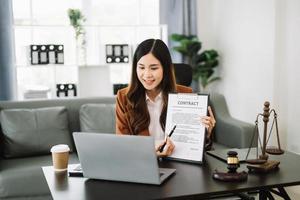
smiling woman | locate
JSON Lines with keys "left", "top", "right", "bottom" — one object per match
{"left": 115, "top": 39, "right": 216, "bottom": 157}
{"left": 116, "top": 39, "right": 177, "bottom": 139}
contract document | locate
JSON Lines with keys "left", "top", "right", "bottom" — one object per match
{"left": 165, "top": 93, "right": 209, "bottom": 163}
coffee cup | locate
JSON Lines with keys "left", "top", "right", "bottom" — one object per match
{"left": 50, "top": 144, "right": 70, "bottom": 171}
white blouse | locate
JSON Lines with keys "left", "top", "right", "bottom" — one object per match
{"left": 146, "top": 92, "right": 165, "bottom": 146}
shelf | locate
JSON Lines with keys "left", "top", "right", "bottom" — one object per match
{"left": 14, "top": 24, "right": 167, "bottom": 28}
{"left": 16, "top": 64, "right": 78, "bottom": 68}
{"left": 14, "top": 25, "right": 166, "bottom": 100}
{"left": 16, "top": 64, "right": 128, "bottom": 68}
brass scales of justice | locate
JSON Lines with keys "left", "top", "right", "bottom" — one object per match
{"left": 245, "top": 101, "right": 284, "bottom": 173}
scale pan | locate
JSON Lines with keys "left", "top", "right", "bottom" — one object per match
{"left": 266, "top": 147, "right": 284, "bottom": 155}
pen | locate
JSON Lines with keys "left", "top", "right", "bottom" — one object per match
{"left": 159, "top": 125, "right": 177, "bottom": 153}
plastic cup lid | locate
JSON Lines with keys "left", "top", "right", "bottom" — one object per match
{"left": 50, "top": 144, "right": 70, "bottom": 153}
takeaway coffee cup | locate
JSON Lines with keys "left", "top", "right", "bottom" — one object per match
{"left": 50, "top": 144, "right": 70, "bottom": 171}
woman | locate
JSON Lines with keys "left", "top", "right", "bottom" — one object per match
{"left": 116, "top": 39, "right": 216, "bottom": 157}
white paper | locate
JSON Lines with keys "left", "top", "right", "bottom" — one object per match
{"left": 166, "top": 93, "right": 208, "bottom": 162}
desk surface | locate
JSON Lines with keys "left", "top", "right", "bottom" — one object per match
{"left": 42, "top": 151, "right": 300, "bottom": 200}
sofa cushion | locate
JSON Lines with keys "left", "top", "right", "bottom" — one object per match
{"left": 80, "top": 104, "right": 115, "bottom": 133}
{"left": 0, "top": 106, "right": 73, "bottom": 158}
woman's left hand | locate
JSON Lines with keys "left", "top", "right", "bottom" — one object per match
{"left": 201, "top": 106, "right": 216, "bottom": 138}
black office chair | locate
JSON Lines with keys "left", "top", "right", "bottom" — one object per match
{"left": 173, "top": 63, "right": 193, "bottom": 87}
{"left": 113, "top": 83, "right": 128, "bottom": 95}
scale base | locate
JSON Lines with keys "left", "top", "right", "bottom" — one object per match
{"left": 247, "top": 160, "right": 280, "bottom": 173}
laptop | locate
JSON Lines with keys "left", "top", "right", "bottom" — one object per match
{"left": 73, "top": 132, "right": 176, "bottom": 185}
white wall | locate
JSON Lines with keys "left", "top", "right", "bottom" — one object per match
{"left": 274, "top": 0, "right": 300, "bottom": 153}
{"left": 197, "top": 0, "right": 300, "bottom": 153}
{"left": 78, "top": 65, "right": 113, "bottom": 97}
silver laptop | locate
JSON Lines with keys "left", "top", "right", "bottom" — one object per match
{"left": 73, "top": 132, "right": 176, "bottom": 185}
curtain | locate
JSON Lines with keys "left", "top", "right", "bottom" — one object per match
{"left": 0, "top": 0, "right": 16, "bottom": 100}
{"left": 160, "top": 0, "right": 198, "bottom": 63}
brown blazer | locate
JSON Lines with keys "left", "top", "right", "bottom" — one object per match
{"left": 115, "top": 84, "right": 193, "bottom": 136}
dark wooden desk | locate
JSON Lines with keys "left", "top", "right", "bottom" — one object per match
{"left": 42, "top": 151, "right": 300, "bottom": 200}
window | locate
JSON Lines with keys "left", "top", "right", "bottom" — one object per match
{"left": 13, "top": 0, "right": 166, "bottom": 99}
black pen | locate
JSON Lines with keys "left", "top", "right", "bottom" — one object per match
{"left": 159, "top": 125, "right": 177, "bottom": 153}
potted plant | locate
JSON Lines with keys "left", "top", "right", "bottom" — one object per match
{"left": 68, "top": 9, "right": 86, "bottom": 66}
{"left": 171, "top": 34, "right": 220, "bottom": 91}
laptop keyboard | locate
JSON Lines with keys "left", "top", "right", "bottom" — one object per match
{"left": 74, "top": 164, "right": 166, "bottom": 179}
{"left": 74, "top": 165, "right": 164, "bottom": 177}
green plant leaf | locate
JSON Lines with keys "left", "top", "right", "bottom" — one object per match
{"left": 206, "top": 49, "right": 219, "bottom": 58}
{"left": 171, "top": 34, "right": 198, "bottom": 42}
{"left": 189, "top": 42, "right": 202, "bottom": 55}
{"left": 207, "top": 77, "right": 221, "bottom": 84}
{"left": 173, "top": 46, "right": 189, "bottom": 56}
{"left": 170, "top": 33, "right": 220, "bottom": 88}
{"left": 171, "top": 34, "right": 186, "bottom": 41}
{"left": 187, "top": 35, "right": 198, "bottom": 40}
{"left": 68, "top": 9, "right": 86, "bottom": 40}
{"left": 193, "top": 53, "right": 207, "bottom": 63}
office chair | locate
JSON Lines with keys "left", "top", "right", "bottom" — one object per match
{"left": 113, "top": 83, "right": 128, "bottom": 95}
{"left": 173, "top": 63, "right": 193, "bottom": 87}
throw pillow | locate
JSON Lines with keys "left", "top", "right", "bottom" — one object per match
{"left": 79, "top": 104, "right": 116, "bottom": 134}
{"left": 0, "top": 106, "right": 73, "bottom": 158}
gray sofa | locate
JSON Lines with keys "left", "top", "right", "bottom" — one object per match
{"left": 0, "top": 93, "right": 254, "bottom": 200}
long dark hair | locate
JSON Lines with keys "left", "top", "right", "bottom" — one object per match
{"left": 126, "top": 39, "right": 176, "bottom": 135}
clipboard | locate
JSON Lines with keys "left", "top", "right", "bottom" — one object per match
{"left": 165, "top": 93, "right": 209, "bottom": 164}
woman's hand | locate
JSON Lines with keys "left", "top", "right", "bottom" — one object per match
{"left": 201, "top": 106, "right": 216, "bottom": 138}
{"left": 156, "top": 137, "right": 175, "bottom": 157}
